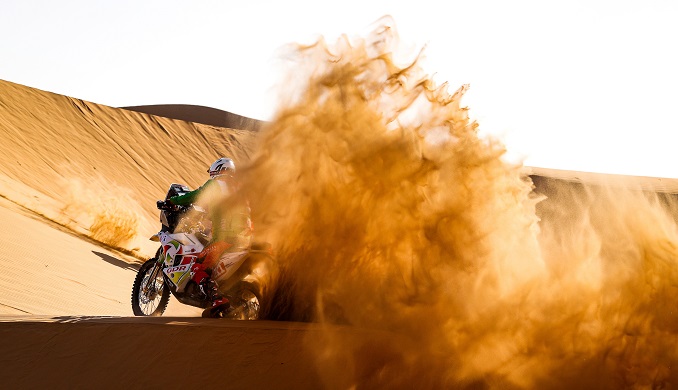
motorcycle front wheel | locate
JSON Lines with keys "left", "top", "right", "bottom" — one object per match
{"left": 131, "top": 258, "right": 170, "bottom": 316}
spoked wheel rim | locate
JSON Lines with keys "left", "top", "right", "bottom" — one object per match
{"left": 138, "top": 267, "right": 165, "bottom": 315}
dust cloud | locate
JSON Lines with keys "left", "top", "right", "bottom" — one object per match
{"left": 60, "top": 177, "right": 143, "bottom": 248}
{"left": 239, "top": 21, "right": 678, "bottom": 388}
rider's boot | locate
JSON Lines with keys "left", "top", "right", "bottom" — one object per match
{"left": 206, "top": 295, "right": 230, "bottom": 317}
{"left": 198, "top": 276, "right": 230, "bottom": 318}
{"left": 201, "top": 292, "right": 230, "bottom": 318}
{"left": 190, "top": 263, "right": 230, "bottom": 317}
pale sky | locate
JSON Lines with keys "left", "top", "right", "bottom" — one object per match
{"left": 2, "top": 0, "right": 677, "bottom": 177}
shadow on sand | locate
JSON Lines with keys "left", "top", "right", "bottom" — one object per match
{"left": 92, "top": 251, "right": 140, "bottom": 271}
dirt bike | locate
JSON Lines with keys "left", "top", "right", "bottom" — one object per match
{"left": 131, "top": 183, "right": 275, "bottom": 319}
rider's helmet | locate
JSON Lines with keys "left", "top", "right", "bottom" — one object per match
{"left": 208, "top": 157, "right": 236, "bottom": 179}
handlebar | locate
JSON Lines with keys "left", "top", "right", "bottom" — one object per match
{"left": 156, "top": 200, "right": 205, "bottom": 213}
{"left": 157, "top": 200, "right": 178, "bottom": 211}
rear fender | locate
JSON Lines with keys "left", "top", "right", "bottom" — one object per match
{"left": 212, "top": 251, "right": 249, "bottom": 281}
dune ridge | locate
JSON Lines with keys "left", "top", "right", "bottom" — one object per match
{"left": 122, "top": 104, "right": 265, "bottom": 131}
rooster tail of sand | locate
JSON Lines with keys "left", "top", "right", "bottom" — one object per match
{"left": 237, "top": 19, "right": 678, "bottom": 389}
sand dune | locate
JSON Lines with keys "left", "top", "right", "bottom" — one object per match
{"left": 0, "top": 78, "right": 256, "bottom": 258}
{"left": 0, "top": 196, "right": 134, "bottom": 316}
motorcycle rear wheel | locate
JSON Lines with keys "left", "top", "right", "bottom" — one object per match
{"left": 131, "top": 258, "right": 170, "bottom": 316}
{"left": 227, "top": 283, "right": 261, "bottom": 320}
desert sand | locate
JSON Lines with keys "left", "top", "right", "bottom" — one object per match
{"left": 3, "top": 32, "right": 678, "bottom": 389}
{"left": 0, "top": 317, "right": 324, "bottom": 389}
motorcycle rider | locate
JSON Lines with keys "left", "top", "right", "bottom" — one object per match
{"left": 163, "top": 157, "right": 252, "bottom": 317}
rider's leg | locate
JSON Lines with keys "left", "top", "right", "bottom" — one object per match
{"left": 199, "top": 241, "right": 232, "bottom": 269}
{"left": 190, "top": 261, "right": 210, "bottom": 285}
{"left": 190, "top": 241, "right": 233, "bottom": 309}
{"left": 189, "top": 241, "right": 231, "bottom": 286}
{"left": 189, "top": 262, "right": 215, "bottom": 299}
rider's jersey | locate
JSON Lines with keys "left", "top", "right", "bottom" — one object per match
{"left": 169, "top": 178, "right": 252, "bottom": 250}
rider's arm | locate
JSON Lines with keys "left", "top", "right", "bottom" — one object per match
{"left": 168, "top": 179, "right": 214, "bottom": 206}
{"left": 212, "top": 201, "right": 252, "bottom": 246}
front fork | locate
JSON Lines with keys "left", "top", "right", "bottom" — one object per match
{"left": 142, "top": 256, "right": 164, "bottom": 295}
